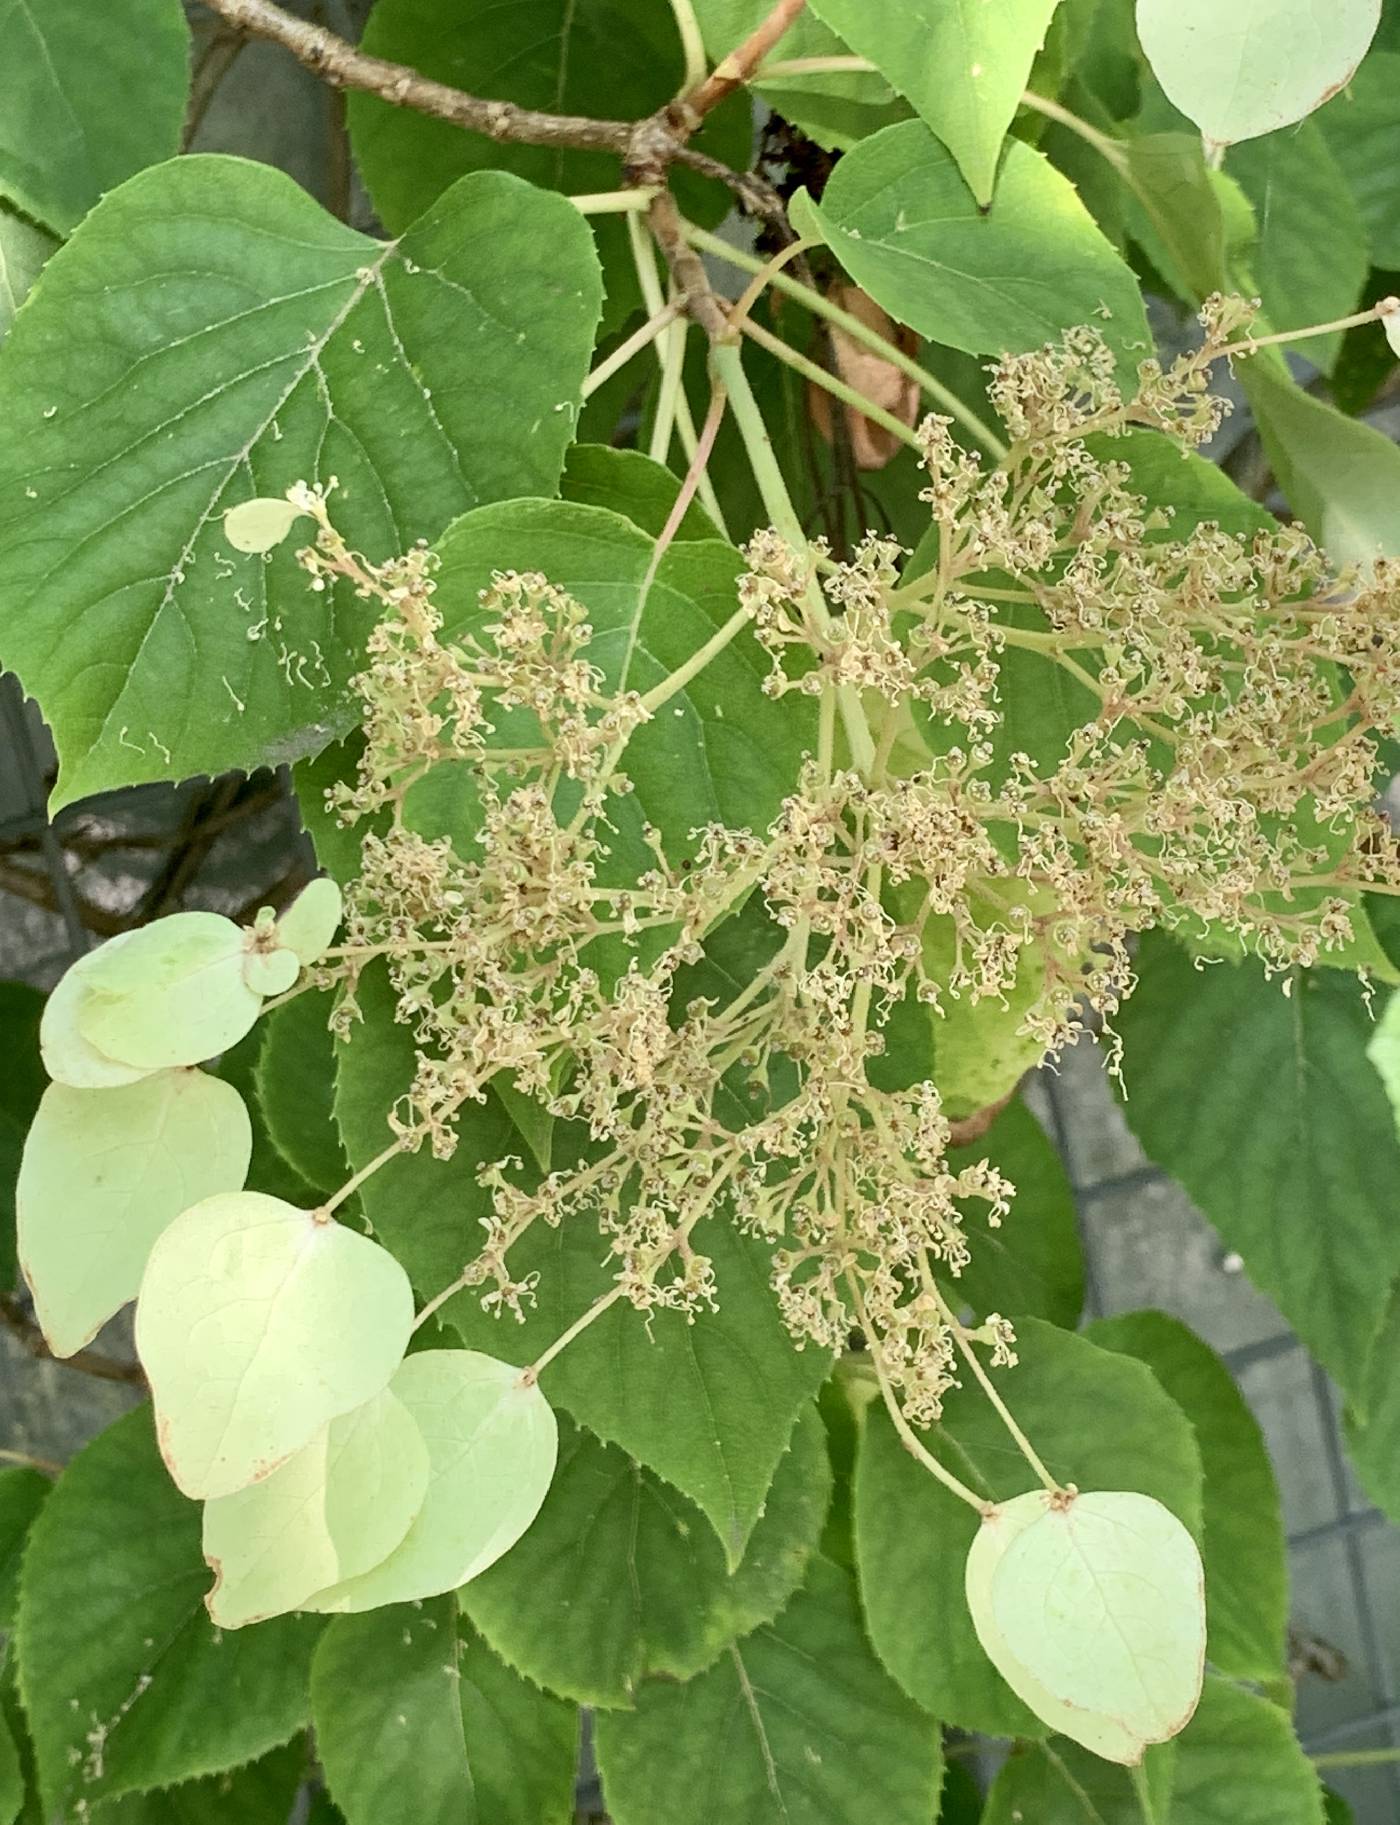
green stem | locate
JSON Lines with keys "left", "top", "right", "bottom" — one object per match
{"left": 1130, "top": 1761, "right": 1159, "bottom": 1825}
{"left": 1019, "top": 90, "right": 1127, "bottom": 167}
{"left": 738, "top": 315, "right": 925, "bottom": 455}
{"left": 569, "top": 187, "right": 657, "bottom": 214}
{"left": 759, "top": 53, "right": 875, "bottom": 77}
{"left": 1312, "top": 1749, "right": 1400, "bottom": 1770}
{"left": 669, "top": 0, "right": 708, "bottom": 93}
{"left": 929, "top": 1279, "right": 1062, "bottom": 1494}
{"left": 682, "top": 222, "right": 1009, "bottom": 459}
{"left": 710, "top": 337, "right": 878, "bottom": 776}
{"left": 582, "top": 300, "right": 685, "bottom": 400}
{"left": 639, "top": 602, "right": 753, "bottom": 713}
{"left": 0, "top": 1445, "right": 62, "bottom": 1477}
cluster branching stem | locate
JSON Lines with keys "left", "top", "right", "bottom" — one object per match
{"left": 582, "top": 300, "right": 686, "bottom": 400}
{"left": 928, "top": 1278, "right": 1062, "bottom": 1494}
{"left": 851, "top": 1279, "right": 985, "bottom": 1512}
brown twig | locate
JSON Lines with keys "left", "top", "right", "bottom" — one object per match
{"left": 674, "top": 0, "right": 807, "bottom": 125}
{"left": 647, "top": 191, "right": 730, "bottom": 342}
{"left": 0, "top": 1294, "right": 146, "bottom": 1387}
{"left": 197, "top": 0, "right": 634, "bottom": 154}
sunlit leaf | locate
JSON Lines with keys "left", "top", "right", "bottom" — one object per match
{"left": 40, "top": 936, "right": 155, "bottom": 1090}
{"left": 78, "top": 913, "right": 263, "bottom": 1071}
{"left": 1135, "top": 0, "right": 1380, "bottom": 148}
{"left": 222, "top": 497, "right": 308, "bottom": 556}
{"left": 203, "top": 1389, "right": 430, "bottom": 1628}
{"left": 241, "top": 949, "right": 300, "bottom": 997}
{"left": 964, "top": 1489, "right": 1144, "bottom": 1763}
{"left": 300, "top": 1350, "right": 557, "bottom": 1612}
{"left": 985, "top": 1489, "right": 1206, "bottom": 1763}
{"left": 136, "top": 1191, "right": 414, "bottom": 1498}
{"left": 274, "top": 878, "right": 343, "bottom": 967}
{"left": 18, "top": 1068, "right": 251, "bottom": 1358}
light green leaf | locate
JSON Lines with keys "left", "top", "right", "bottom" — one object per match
{"left": 854, "top": 1316, "right": 1202, "bottom": 1736}
{"left": 1121, "top": 132, "right": 1228, "bottom": 304}
{"left": 964, "top": 1490, "right": 1145, "bottom": 1763}
{"left": 0, "top": 0, "right": 188, "bottom": 233}
{"left": 1245, "top": 357, "right": 1400, "bottom": 562}
{"left": 301, "top": 1350, "right": 557, "bottom": 1612}
{"left": 1116, "top": 934, "right": 1400, "bottom": 1397}
{"left": 560, "top": 444, "right": 721, "bottom": 542}
{"left": 460, "top": 1402, "right": 831, "bottom": 1705}
{"left": 16, "top": 1407, "right": 318, "bottom": 1815}
{"left": 136, "top": 1192, "right": 414, "bottom": 1499}
{"left": 1317, "top": 51, "right": 1400, "bottom": 267}
{"left": 254, "top": 991, "right": 351, "bottom": 1199}
{"left": 335, "top": 965, "right": 829, "bottom": 1565}
{"left": 39, "top": 935, "right": 156, "bottom": 1089}
{"left": 800, "top": 124, "right": 1150, "bottom": 376}
{"left": 954, "top": 1100, "right": 1083, "bottom": 1329}
{"left": 1341, "top": 1280, "right": 1400, "bottom": 1521}
{"left": 18, "top": 1068, "right": 252, "bottom": 1359}
{"left": 1135, "top": 0, "right": 1380, "bottom": 148}
{"left": 1088, "top": 1311, "right": 1288, "bottom": 1681}
{"left": 0, "top": 1468, "right": 47, "bottom": 1631}
{"left": 312, "top": 1598, "right": 576, "bottom": 1825}
{"left": 595, "top": 1556, "right": 943, "bottom": 1825}
{"left": 77, "top": 913, "right": 263, "bottom": 1072}
{"left": 808, "top": 0, "right": 1061, "bottom": 206}
{"left": 692, "top": 0, "right": 905, "bottom": 149}
{"left": 0, "top": 208, "right": 55, "bottom": 342}
{"left": 274, "top": 878, "right": 343, "bottom": 966}
{"left": 203, "top": 1389, "right": 431, "bottom": 1629}
{"left": 96, "top": 1743, "right": 309, "bottom": 1825}
{"left": 242, "top": 948, "right": 300, "bottom": 997}
{"left": 222, "top": 497, "right": 309, "bottom": 556}
{"left": 0, "top": 156, "right": 602, "bottom": 808}
{"left": 1226, "top": 123, "right": 1367, "bottom": 371}
{"left": 347, "top": 0, "right": 748, "bottom": 329}
{"left": 987, "top": 1489, "right": 1205, "bottom": 1761}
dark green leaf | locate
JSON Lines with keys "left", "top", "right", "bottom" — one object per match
{"left": 807, "top": 0, "right": 1059, "bottom": 207}
{"left": 0, "top": 1468, "right": 47, "bottom": 1631}
{"left": 1317, "top": 52, "right": 1400, "bottom": 268}
{"left": 955, "top": 1100, "right": 1083, "bottom": 1329}
{"left": 347, "top": 0, "right": 747, "bottom": 329}
{"left": 0, "top": 983, "right": 45, "bottom": 1291}
{"left": 1116, "top": 933, "right": 1400, "bottom": 1397}
{"left": 0, "top": 0, "right": 188, "bottom": 234}
{"left": 0, "top": 1707, "right": 20, "bottom": 1825}
{"left": 939, "top": 1761, "right": 985, "bottom": 1823}
{"left": 983, "top": 1736, "right": 1172, "bottom": 1825}
{"left": 853, "top": 1316, "right": 1202, "bottom": 1735}
{"left": 1227, "top": 123, "right": 1367, "bottom": 371}
{"left": 803, "top": 123, "right": 1150, "bottom": 377}
{"left": 312, "top": 1598, "right": 575, "bottom": 1825}
{"left": 433, "top": 501, "right": 815, "bottom": 875}
{"left": 1342, "top": 1279, "right": 1400, "bottom": 1522}
{"left": 1241, "top": 357, "right": 1400, "bottom": 563}
{"left": 217, "top": 1026, "right": 321, "bottom": 1208}
{"left": 254, "top": 991, "right": 350, "bottom": 1199}
{"left": 1086, "top": 1310, "right": 1288, "bottom": 1680}
{"left": 692, "top": 0, "right": 905, "bottom": 148}
{"left": 1122, "top": 131, "right": 1227, "bottom": 304}
{"left": 594, "top": 1556, "right": 943, "bottom": 1825}
{"left": 0, "top": 158, "right": 602, "bottom": 806}
{"left": 0, "top": 209, "right": 55, "bottom": 342}
{"left": 15, "top": 1406, "right": 318, "bottom": 1814}
{"left": 460, "top": 1402, "right": 830, "bottom": 1705}
{"left": 95, "top": 1742, "right": 307, "bottom": 1825}
{"left": 560, "top": 444, "right": 720, "bottom": 541}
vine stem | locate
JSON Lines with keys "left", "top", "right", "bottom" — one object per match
{"left": 710, "top": 336, "right": 878, "bottom": 775}
{"left": 315, "top": 1134, "right": 406, "bottom": 1221}
{"left": 759, "top": 54, "right": 874, "bottom": 77}
{"left": 1312, "top": 1749, "right": 1400, "bottom": 1770}
{"left": 1130, "top": 1762, "right": 1159, "bottom": 1825}
{"left": 568, "top": 187, "right": 657, "bottom": 214}
{"left": 0, "top": 1445, "right": 62, "bottom": 1477}
{"left": 1213, "top": 298, "right": 1399, "bottom": 361}
{"left": 518, "top": 1285, "right": 628, "bottom": 1386}
{"left": 849, "top": 1279, "right": 985, "bottom": 1512}
{"left": 668, "top": 0, "right": 709, "bottom": 94}
{"left": 627, "top": 214, "right": 730, "bottom": 534}
{"left": 738, "top": 315, "right": 925, "bottom": 456}
{"left": 682, "top": 223, "right": 1008, "bottom": 459}
{"left": 582, "top": 300, "right": 685, "bottom": 400}
{"left": 929, "top": 1279, "right": 1062, "bottom": 1494}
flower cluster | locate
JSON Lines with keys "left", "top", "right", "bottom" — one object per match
{"left": 302, "top": 298, "right": 1400, "bottom": 1424}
